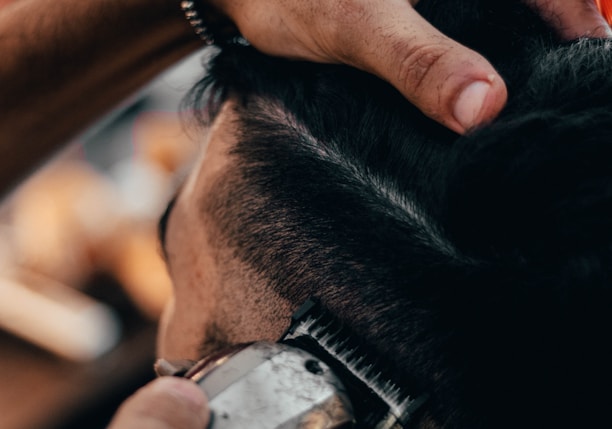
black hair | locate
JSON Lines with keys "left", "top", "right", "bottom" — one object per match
{"left": 188, "top": 0, "right": 612, "bottom": 427}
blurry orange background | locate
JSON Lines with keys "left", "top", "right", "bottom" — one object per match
{"left": 597, "top": 0, "right": 612, "bottom": 23}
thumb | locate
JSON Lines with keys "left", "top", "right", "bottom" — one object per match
{"left": 340, "top": 5, "right": 507, "bottom": 134}
{"left": 108, "top": 377, "right": 210, "bottom": 429}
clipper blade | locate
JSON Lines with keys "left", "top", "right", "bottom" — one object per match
{"left": 281, "top": 299, "right": 428, "bottom": 429}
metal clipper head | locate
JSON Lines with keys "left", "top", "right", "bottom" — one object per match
{"left": 160, "top": 298, "right": 427, "bottom": 429}
{"left": 181, "top": 341, "right": 355, "bottom": 428}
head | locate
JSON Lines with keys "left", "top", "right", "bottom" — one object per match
{"left": 157, "top": 0, "right": 612, "bottom": 427}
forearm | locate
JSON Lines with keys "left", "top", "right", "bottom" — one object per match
{"left": 0, "top": 0, "right": 201, "bottom": 192}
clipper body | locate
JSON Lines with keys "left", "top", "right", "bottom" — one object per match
{"left": 166, "top": 300, "right": 428, "bottom": 428}
{"left": 186, "top": 342, "right": 354, "bottom": 428}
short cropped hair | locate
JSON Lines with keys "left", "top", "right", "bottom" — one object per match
{"left": 187, "top": 0, "right": 612, "bottom": 427}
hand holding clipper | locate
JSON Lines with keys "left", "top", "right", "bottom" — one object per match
{"left": 155, "top": 300, "right": 428, "bottom": 429}
{"left": 180, "top": 342, "right": 354, "bottom": 428}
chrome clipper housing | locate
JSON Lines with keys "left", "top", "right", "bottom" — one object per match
{"left": 171, "top": 299, "right": 428, "bottom": 428}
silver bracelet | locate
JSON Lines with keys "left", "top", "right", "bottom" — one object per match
{"left": 180, "top": 0, "right": 215, "bottom": 45}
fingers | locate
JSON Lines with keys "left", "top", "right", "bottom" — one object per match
{"left": 108, "top": 377, "right": 210, "bottom": 429}
{"left": 333, "top": 4, "right": 507, "bottom": 134}
{"left": 219, "top": 0, "right": 507, "bottom": 133}
{"left": 525, "top": 0, "right": 612, "bottom": 39}
{"left": 219, "top": 0, "right": 610, "bottom": 134}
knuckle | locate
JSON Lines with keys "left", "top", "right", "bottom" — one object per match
{"left": 394, "top": 41, "right": 453, "bottom": 96}
{"left": 325, "top": 0, "right": 372, "bottom": 60}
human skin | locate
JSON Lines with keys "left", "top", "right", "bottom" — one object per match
{"left": 108, "top": 377, "right": 210, "bottom": 429}
{"left": 0, "top": 1, "right": 608, "bottom": 427}
{"left": 1, "top": 0, "right": 608, "bottom": 196}
{"left": 0, "top": 0, "right": 201, "bottom": 192}
{"left": 156, "top": 101, "right": 296, "bottom": 361}
{"left": 211, "top": 0, "right": 611, "bottom": 133}
{"left": 156, "top": 0, "right": 612, "bottom": 363}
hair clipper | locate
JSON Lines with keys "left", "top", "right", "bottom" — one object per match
{"left": 155, "top": 299, "right": 428, "bottom": 428}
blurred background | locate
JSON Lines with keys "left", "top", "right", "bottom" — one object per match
{"left": 0, "top": 48, "right": 209, "bottom": 429}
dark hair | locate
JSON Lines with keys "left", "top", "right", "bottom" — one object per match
{"left": 188, "top": 0, "right": 612, "bottom": 427}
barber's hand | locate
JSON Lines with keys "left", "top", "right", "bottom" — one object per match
{"left": 108, "top": 377, "right": 209, "bottom": 429}
{"left": 215, "top": 0, "right": 611, "bottom": 134}
{"left": 526, "top": 0, "right": 612, "bottom": 40}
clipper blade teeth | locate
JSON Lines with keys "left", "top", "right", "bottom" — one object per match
{"left": 282, "top": 299, "right": 428, "bottom": 426}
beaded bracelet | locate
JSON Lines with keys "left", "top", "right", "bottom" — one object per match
{"left": 180, "top": 0, "right": 247, "bottom": 46}
{"left": 180, "top": 1, "right": 215, "bottom": 44}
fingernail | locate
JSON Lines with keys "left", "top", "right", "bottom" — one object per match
{"left": 454, "top": 81, "right": 492, "bottom": 131}
{"left": 153, "top": 377, "right": 207, "bottom": 410}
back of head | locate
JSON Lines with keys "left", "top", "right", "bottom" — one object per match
{"left": 189, "top": 0, "right": 612, "bottom": 427}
